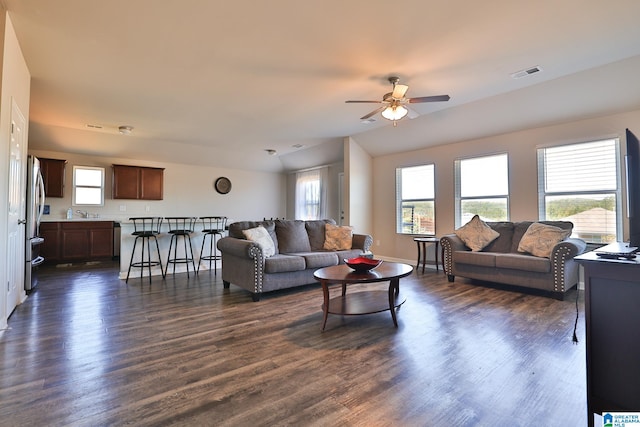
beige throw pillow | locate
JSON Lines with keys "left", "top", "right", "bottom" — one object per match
{"left": 323, "top": 223, "right": 353, "bottom": 251}
{"left": 517, "top": 222, "right": 570, "bottom": 258}
{"left": 242, "top": 225, "right": 276, "bottom": 257}
{"left": 454, "top": 215, "right": 500, "bottom": 252}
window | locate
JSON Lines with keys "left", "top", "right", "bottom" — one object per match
{"left": 538, "top": 139, "right": 620, "bottom": 243}
{"left": 73, "top": 166, "right": 105, "bottom": 206}
{"left": 294, "top": 167, "right": 327, "bottom": 220}
{"left": 455, "top": 153, "right": 509, "bottom": 227}
{"left": 396, "top": 164, "right": 435, "bottom": 235}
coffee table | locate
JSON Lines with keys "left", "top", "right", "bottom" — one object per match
{"left": 313, "top": 262, "right": 413, "bottom": 331}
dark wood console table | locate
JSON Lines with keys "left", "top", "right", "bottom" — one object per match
{"left": 575, "top": 251, "right": 640, "bottom": 426}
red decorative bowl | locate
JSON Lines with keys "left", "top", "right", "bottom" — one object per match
{"left": 344, "top": 256, "right": 383, "bottom": 272}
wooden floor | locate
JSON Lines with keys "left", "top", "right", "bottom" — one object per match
{"left": 1, "top": 261, "right": 587, "bottom": 426}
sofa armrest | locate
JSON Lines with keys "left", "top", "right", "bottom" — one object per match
{"left": 440, "top": 234, "right": 469, "bottom": 275}
{"left": 551, "top": 237, "right": 587, "bottom": 259}
{"left": 549, "top": 237, "right": 587, "bottom": 293}
{"left": 217, "top": 236, "right": 263, "bottom": 259}
{"left": 352, "top": 233, "right": 373, "bottom": 252}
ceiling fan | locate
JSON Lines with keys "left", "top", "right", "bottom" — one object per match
{"left": 346, "top": 76, "right": 450, "bottom": 125}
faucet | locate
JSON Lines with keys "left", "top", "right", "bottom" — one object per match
{"left": 76, "top": 210, "right": 88, "bottom": 218}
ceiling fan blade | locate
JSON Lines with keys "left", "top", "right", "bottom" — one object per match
{"left": 392, "top": 84, "right": 409, "bottom": 99}
{"left": 408, "top": 94, "right": 451, "bottom": 103}
{"left": 360, "top": 106, "right": 385, "bottom": 120}
{"left": 345, "top": 100, "right": 383, "bottom": 103}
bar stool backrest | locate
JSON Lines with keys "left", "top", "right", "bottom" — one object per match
{"left": 200, "top": 216, "right": 227, "bottom": 233}
{"left": 130, "top": 217, "right": 163, "bottom": 236}
{"left": 165, "top": 217, "right": 197, "bottom": 233}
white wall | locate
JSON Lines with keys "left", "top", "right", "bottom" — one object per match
{"left": 28, "top": 150, "right": 286, "bottom": 224}
{"left": 0, "top": 12, "right": 31, "bottom": 329}
{"left": 344, "top": 137, "right": 373, "bottom": 235}
{"left": 368, "top": 108, "right": 640, "bottom": 264}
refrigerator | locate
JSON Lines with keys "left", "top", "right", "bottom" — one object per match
{"left": 25, "top": 155, "right": 46, "bottom": 292}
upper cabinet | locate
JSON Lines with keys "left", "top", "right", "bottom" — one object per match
{"left": 40, "top": 158, "right": 67, "bottom": 198}
{"left": 112, "top": 164, "right": 164, "bottom": 200}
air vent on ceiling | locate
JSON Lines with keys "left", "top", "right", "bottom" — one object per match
{"left": 510, "top": 66, "right": 543, "bottom": 79}
{"left": 86, "top": 124, "right": 103, "bottom": 129}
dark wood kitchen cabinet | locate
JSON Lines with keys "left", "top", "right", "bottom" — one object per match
{"left": 112, "top": 164, "right": 164, "bottom": 200}
{"left": 40, "top": 221, "right": 61, "bottom": 262}
{"left": 39, "top": 158, "right": 66, "bottom": 198}
{"left": 40, "top": 221, "right": 114, "bottom": 263}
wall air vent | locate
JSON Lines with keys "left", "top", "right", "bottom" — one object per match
{"left": 510, "top": 66, "right": 543, "bottom": 79}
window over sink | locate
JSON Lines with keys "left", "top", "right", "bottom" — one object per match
{"left": 73, "top": 165, "right": 105, "bottom": 206}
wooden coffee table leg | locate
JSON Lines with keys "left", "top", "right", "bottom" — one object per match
{"left": 388, "top": 278, "right": 400, "bottom": 327}
{"left": 321, "top": 280, "right": 330, "bottom": 331}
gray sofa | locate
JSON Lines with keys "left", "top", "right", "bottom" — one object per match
{"left": 441, "top": 221, "right": 587, "bottom": 299}
{"left": 217, "top": 219, "right": 373, "bottom": 301}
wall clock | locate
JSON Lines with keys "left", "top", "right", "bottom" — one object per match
{"left": 214, "top": 176, "right": 232, "bottom": 194}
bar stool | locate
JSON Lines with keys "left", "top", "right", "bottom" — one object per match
{"left": 198, "top": 216, "right": 227, "bottom": 274}
{"left": 126, "top": 217, "right": 163, "bottom": 283}
{"left": 164, "top": 217, "right": 198, "bottom": 278}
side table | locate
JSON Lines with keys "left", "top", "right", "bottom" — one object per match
{"left": 414, "top": 237, "right": 440, "bottom": 273}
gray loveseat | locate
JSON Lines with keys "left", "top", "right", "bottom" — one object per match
{"left": 217, "top": 219, "right": 373, "bottom": 301}
{"left": 441, "top": 220, "right": 587, "bottom": 299}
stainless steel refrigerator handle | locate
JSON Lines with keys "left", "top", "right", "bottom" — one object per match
{"left": 37, "top": 170, "right": 45, "bottom": 224}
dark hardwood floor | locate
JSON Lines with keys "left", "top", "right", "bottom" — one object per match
{"left": 1, "top": 261, "right": 587, "bottom": 426}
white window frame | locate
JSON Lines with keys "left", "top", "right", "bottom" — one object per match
{"left": 454, "top": 153, "right": 509, "bottom": 227}
{"left": 72, "top": 165, "right": 105, "bottom": 206}
{"left": 537, "top": 139, "right": 621, "bottom": 244}
{"left": 396, "top": 164, "right": 436, "bottom": 235}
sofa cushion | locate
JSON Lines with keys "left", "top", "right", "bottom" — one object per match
{"left": 495, "top": 253, "right": 551, "bottom": 273}
{"left": 229, "top": 220, "right": 278, "bottom": 254}
{"left": 264, "top": 254, "right": 306, "bottom": 273}
{"left": 275, "top": 220, "right": 311, "bottom": 253}
{"left": 455, "top": 215, "right": 500, "bottom": 251}
{"left": 242, "top": 226, "right": 276, "bottom": 257}
{"left": 517, "top": 222, "right": 571, "bottom": 258}
{"left": 511, "top": 221, "right": 573, "bottom": 253}
{"left": 484, "top": 222, "right": 515, "bottom": 253}
{"left": 305, "top": 219, "right": 336, "bottom": 250}
{"left": 324, "top": 224, "right": 353, "bottom": 251}
{"left": 454, "top": 251, "right": 496, "bottom": 267}
{"left": 294, "top": 251, "right": 339, "bottom": 269}
{"left": 229, "top": 220, "right": 259, "bottom": 238}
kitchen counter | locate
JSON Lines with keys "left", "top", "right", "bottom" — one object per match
{"left": 41, "top": 217, "right": 121, "bottom": 222}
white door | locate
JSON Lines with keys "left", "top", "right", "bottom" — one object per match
{"left": 7, "top": 100, "right": 26, "bottom": 316}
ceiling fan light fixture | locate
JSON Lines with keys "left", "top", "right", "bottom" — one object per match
{"left": 381, "top": 105, "right": 408, "bottom": 121}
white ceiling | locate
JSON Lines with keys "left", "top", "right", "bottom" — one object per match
{"left": 4, "top": 0, "right": 640, "bottom": 172}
